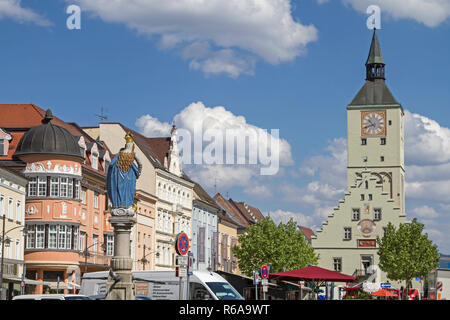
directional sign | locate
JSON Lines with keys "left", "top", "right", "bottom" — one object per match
{"left": 380, "top": 282, "right": 391, "bottom": 288}
{"left": 260, "top": 265, "right": 269, "bottom": 279}
{"left": 175, "top": 232, "right": 190, "bottom": 256}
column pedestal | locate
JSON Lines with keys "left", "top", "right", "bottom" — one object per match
{"left": 106, "top": 214, "right": 136, "bottom": 300}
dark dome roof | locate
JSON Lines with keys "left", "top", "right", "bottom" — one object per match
{"left": 14, "top": 109, "right": 84, "bottom": 160}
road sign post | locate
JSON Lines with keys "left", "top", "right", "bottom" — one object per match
{"left": 175, "top": 233, "right": 189, "bottom": 300}
{"left": 260, "top": 265, "right": 269, "bottom": 300}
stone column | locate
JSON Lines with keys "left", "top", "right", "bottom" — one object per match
{"left": 106, "top": 210, "right": 136, "bottom": 300}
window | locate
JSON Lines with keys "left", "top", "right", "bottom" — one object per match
{"left": 58, "top": 225, "right": 66, "bottom": 249}
{"left": 79, "top": 232, "right": 86, "bottom": 252}
{"left": 106, "top": 235, "right": 114, "bottom": 256}
{"left": 104, "top": 160, "right": 110, "bottom": 174}
{"left": 368, "top": 194, "right": 373, "bottom": 201}
{"left": 50, "top": 177, "right": 59, "bottom": 197}
{"left": 66, "top": 225, "right": 72, "bottom": 249}
{"left": 68, "top": 178, "right": 73, "bottom": 198}
{"left": 380, "top": 156, "right": 385, "bottom": 162}
{"left": 360, "top": 194, "right": 365, "bottom": 201}
{"left": 333, "top": 258, "right": 342, "bottom": 272}
{"left": 374, "top": 208, "right": 382, "bottom": 221}
{"left": 48, "top": 225, "right": 57, "bottom": 249}
{"left": 60, "top": 178, "right": 68, "bottom": 198}
{"left": 365, "top": 180, "right": 368, "bottom": 189}
{"left": 16, "top": 200, "right": 22, "bottom": 222}
{"left": 94, "top": 192, "right": 99, "bottom": 209}
{"left": 344, "top": 227, "right": 352, "bottom": 240}
{"left": 363, "top": 156, "right": 368, "bottom": 162}
{"left": 0, "top": 195, "right": 4, "bottom": 217}
{"left": 8, "top": 197, "right": 13, "bottom": 219}
{"left": 381, "top": 138, "right": 386, "bottom": 145}
{"left": 81, "top": 188, "right": 87, "bottom": 204}
{"left": 388, "top": 120, "right": 392, "bottom": 126}
{"left": 92, "top": 235, "right": 98, "bottom": 253}
{"left": 73, "top": 227, "right": 79, "bottom": 251}
{"left": 352, "top": 208, "right": 360, "bottom": 221}
{"left": 37, "top": 177, "right": 47, "bottom": 197}
{"left": 28, "top": 178, "right": 37, "bottom": 196}
{"left": 26, "top": 225, "right": 35, "bottom": 249}
{"left": 91, "top": 153, "right": 98, "bottom": 170}
{"left": 361, "top": 138, "right": 367, "bottom": 145}
{"left": 0, "top": 139, "right": 4, "bottom": 155}
{"left": 36, "top": 225, "right": 45, "bottom": 249}
{"left": 74, "top": 180, "right": 80, "bottom": 200}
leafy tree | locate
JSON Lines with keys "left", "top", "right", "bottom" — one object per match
{"left": 377, "top": 218, "right": 440, "bottom": 299}
{"left": 232, "top": 216, "right": 318, "bottom": 276}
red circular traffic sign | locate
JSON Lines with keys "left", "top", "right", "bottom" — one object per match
{"left": 175, "top": 232, "right": 190, "bottom": 256}
{"left": 261, "top": 265, "right": 269, "bottom": 279}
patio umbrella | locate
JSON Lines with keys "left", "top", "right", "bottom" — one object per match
{"left": 371, "top": 289, "right": 398, "bottom": 297}
{"left": 270, "top": 266, "right": 356, "bottom": 300}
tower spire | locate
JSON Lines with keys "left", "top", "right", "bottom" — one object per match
{"left": 365, "top": 28, "right": 386, "bottom": 81}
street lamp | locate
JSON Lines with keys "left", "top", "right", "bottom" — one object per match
{"left": 0, "top": 214, "right": 27, "bottom": 300}
{"left": 83, "top": 236, "right": 107, "bottom": 274}
{"left": 138, "top": 244, "right": 159, "bottom": 270}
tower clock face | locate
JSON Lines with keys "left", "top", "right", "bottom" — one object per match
{"left": 361, "top": 111, "right": 386, "bottom": 136}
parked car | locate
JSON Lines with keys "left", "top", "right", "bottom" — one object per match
{"left": 12, "top": 294, "right": 91, "bottom": 300}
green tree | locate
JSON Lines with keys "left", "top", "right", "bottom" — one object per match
{"left": 232, "top": 216, "right": 318, "bottom": 276}
{"left": 377, "top": 218, "right": 440, "bottom": 299}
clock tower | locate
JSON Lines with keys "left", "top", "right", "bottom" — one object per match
{"left": 311, "top": 30, "right": 407, "bottom": 285}
{"left": 346, "top": 29, "right": 405, "bottom": 214}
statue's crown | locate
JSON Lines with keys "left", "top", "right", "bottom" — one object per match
{"left": 125, "top": 132, "right": 134, "bottom": 143}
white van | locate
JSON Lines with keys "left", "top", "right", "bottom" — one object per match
{"left": 81, "top": 270, "right": 244, "bottom": 300}
{"left": 12, "top": 294, "right": 91, "bottom": 300}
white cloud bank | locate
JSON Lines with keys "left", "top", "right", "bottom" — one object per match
{"left": 319, "top": 0, "right": 450, "bottom": 27}
{"left": 0, "top": 0, "right": 51, "bottom": 26}
{"left": 71, "top": 0, "right": 318, "bottom": 77}
{"left": 136, "top": 101, "right": 293, "bottom": 187}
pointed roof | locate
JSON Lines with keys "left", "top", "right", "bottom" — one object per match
{"left": 348, "top": 79, "right": 399, "bottom": 107}
{"left": 366, "top": 28, "right": 385, "bottom": 65}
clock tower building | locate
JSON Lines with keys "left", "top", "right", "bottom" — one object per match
{"left": 347, "top": 29, "right": 405, "bottom": 215}
{"left": 311, "top": 29, "right": 407, "bottom": 287}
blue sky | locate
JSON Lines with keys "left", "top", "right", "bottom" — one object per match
{"left": 0, "top": 0, "right": 449, "bottom": 253}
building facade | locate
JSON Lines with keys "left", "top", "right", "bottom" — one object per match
{"left": 311, "top": 30, "right": 407, "bottom": 283}
{"left": 0, "top": 164, "right": 28, "bottom": 300}
{"left": 0, "top": 104, "right": 114, "bottom": 295}
{"left": 191, "top": 183, "right": 219, "bottom": 271}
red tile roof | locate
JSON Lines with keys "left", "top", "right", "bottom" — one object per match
{"left": 299, "top": 226, "right": 316, "bottom": 243}
{"left": 214, "top": 193, "right": 264, "bottom": 227}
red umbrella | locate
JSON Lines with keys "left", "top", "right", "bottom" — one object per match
{"left": 371, "top": 289, "right": 398, "bottom": 297}
{"left": 270, "top": 266, "right": 356, "bottom": 282}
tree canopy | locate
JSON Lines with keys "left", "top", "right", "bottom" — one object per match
{"left": 377, "top": 218, "right": 440, "bottom": 296}
{"left": 232, "top": 216, "right": 318, "bottom": 277}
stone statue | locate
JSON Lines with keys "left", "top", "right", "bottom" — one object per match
{"left": 106, "top": 132, "right": 142, "bottom": 216}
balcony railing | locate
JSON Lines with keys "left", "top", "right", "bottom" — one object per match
{"left": 78, "top": 250, "right": 111, "bottom": 267}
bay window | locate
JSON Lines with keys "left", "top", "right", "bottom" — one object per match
{"left": 28, "top": 177, "right": 37, "bottom": 196}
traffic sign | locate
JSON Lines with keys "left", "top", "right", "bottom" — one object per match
{"left": 253, "top": 270, "right": 260, "bottom": 285}
{"left": 260, "top": 265, "right": 269, "bottom": 279}
{"left": 175, "top": 232, "right": 190, "bottom": 256}
{"left": 380, "top": 282, "right": 391, "bottom": 288}
{"left": 176, "top": 255, "right": 188, "bottom": 266}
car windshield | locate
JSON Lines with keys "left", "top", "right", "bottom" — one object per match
{"left": 205, "top": 282, "right": 244, "bottom": 300}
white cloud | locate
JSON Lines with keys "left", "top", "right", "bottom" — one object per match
{"left": 135, "top": 114, "right": 172, "bottom": 137}
{"left": 71, "top": 0, "right": 318, "bottom": 77}
{"left": 405, "top": 110, "right": 450, "bottom": 165}
{"left": 0, "top": 0, "right": 51, "bottom": 26}
{"left": 299, "top": 138, "right": 347, "bottom": 190}
{"left": 410, "top": 205, "right": 440, "bottom": 218}
{"left": 243, "top": 184, "right": 272, "bottom": 199}
{"left": 267, "top": 209, "right": 315, "bottom": 227}
{"left": 322, "top": 0, "right": 450, "bottom": 27}
{"left": 184, "top": 164, "right": 257, "bottom": 190}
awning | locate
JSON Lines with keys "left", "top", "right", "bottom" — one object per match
{"left": 22, "top": 279, "right": 54, "bottom": 286}
{"left": 270, "top": 266, "right": 356, "bottom": 282}
{"left": 3, "top": 275, "right": 22, "bottom": 283}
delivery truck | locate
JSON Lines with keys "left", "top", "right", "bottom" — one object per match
{"left": 426, "top": 268, "right": 450, "bottom": 300}
{"left": 81, "top": 270, "right": 244, "bottom": 300}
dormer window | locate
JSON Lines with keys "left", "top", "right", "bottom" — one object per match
{"left": 92, "top": 153, "right": 98, "bottom": 170}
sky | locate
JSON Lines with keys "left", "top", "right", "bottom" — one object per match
{"left": 0, "top": 0, "right": 449, "bottom": 253}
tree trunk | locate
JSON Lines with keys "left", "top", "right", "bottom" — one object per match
{"left": 405, "top": 279, "right": 410, "bottom": 300}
